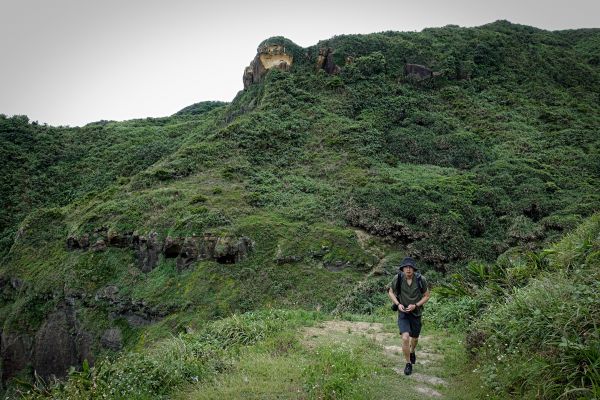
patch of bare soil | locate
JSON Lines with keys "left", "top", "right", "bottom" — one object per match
{"left": 302, "top": 320, "right": 391, "bottom": 348}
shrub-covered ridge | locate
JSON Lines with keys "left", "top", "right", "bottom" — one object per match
{"left": 1, "top": 20, "right": 599, "bottom": 397}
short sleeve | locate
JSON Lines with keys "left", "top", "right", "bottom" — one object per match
{"left": 388, "top": 274, "right": 398, "bottom": 295}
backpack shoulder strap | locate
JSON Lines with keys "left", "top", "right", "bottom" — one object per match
{"left": 415, "top": 272, "right": 426, "bottom": 294}
{"left": 395, "top": 271, "right": 404, "bottom": 296}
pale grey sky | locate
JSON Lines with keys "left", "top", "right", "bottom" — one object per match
{"left": 1, "top": 0, "right": 599, "bottom": 126}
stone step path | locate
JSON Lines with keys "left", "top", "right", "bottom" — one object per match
{"left": 303, "top": 320, "right": 449, "bottom": 398}
{"left": 388, "top": 344, "right": 447, "bottom": 398}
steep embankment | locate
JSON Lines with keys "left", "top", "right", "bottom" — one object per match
{"left": 1, "top": 20, "right": 599, "bottom": 395}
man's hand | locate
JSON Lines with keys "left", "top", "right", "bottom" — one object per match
{"left": 398, "top": 304, "right": 406, "bottom": 312}
{"left": 406, "top": 304, "right": 416, "bottom": 312}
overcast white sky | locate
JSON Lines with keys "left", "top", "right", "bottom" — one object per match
{"left": 1, "top": 0, "right": 599, "bottom": 127}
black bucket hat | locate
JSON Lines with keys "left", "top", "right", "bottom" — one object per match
{"left": 399, "top": 256, "right": 418, "bottom": 271}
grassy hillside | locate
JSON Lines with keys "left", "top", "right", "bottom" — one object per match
{"left": 1, "top": 20, "right": 599, "bottom": 398}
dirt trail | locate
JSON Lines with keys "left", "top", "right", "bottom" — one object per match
{"left": 303, "top": 320, "right": 448, "bottom": 398}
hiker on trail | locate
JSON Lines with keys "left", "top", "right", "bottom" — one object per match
{"left": 387, "top": 256, "right": 430, "bottom": 376}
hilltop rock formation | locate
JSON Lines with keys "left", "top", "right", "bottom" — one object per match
{"left": 243, "top": 44, "right": 293, "bottom": 89}
{"left": 316, "top": 47, "right": 340, "bottom": 74}
{"left": 67, "top": 230, "right": 254, "bottom": 271}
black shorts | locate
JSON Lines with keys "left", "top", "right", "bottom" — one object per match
{"left": 397, "top": 312, "right": 422, "bottom": 338}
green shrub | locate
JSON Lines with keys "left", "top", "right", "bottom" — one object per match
{"left": 470, "top": 214, "right": 600, "bottom": 399}
{"left": 425, "top": 293, "right": 482, "bottom": 331}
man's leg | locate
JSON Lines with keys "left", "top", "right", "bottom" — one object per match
{"left": 398, "top": 313, "right": 414, "bottom": 375}
{"left": 410, "top": 337, "right": 419, "bottom": 353}
{"left": 398, "top": 313, "right": 412, "bottom": 362}
{"left": 401, "top": 332, "right": 411, "bottom": 363}
{"left": 408, "top": 315, "right": 422, "bottom": 364}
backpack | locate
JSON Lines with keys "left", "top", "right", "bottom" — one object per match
{"left": 395, "top": 270, "right": 426, "bottom": 296}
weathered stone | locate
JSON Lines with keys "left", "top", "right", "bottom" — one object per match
{"left": 242, "top": 66, "right": 254, "bottom": 90}
{"left": 66, "top": 234, "right": 89, "bottom": 250}
{"left": 176, "top": 236, "right": 201, "bottom": 271}
{"left": 95, "top": 285, "right": 119, "bottom": 303}
{"left": 275, "top": 255, "right": 302, "bottom": 264}
{"left": 404, "top": 63, "right": 433, "bottom": 81}
{"left": 133, "top": 232, "right": 160, "bottom": 273}
{"left": 235, "top": 236, "right": 253, "bottom": 263}
{"left": 108, "top": 230, "right": 132, "bottom": 248}
{"left": 76, "top": 330, "right": 94, "bottom": 368}
{"left": 345, "top": 207, "right": 426, "bottom": 245}
{"left": 67, "top": 229, "right": 253, "bottom": 271}
{"left": 324, "top": 260, "right": 351, "bottom": 272}
{"left": 1, "top": 332, "right": 33, "bottom": 383}
{"left": 243, "top": 43, "right": 293, "bottom": 89}
{"left": 124, "top": 313, "right": 151, "bottom": 328}
{"left": 91, "top": 238, "right": 107, "bottom": 252}
{"left": 213, "top": 236, "right": 253, "bottom": 264}
{"left": 100, "top": 328, "right": 123, "bottom": 351}
{"left": 79, "top": 234, "right": 90, "bottom": 249}
{"left": 316, "top": 47, "right": 340, "bottom": 74}
{"left": 33, "top": 306, "right": 88, "bottom": 380}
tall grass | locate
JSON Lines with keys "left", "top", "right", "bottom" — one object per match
{"left": 469, "top": 214, "right": 600, "bottom": 399}
{"left": 16, "top": 309, "right": 318, "bottom": 400}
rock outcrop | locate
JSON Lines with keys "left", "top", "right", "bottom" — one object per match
{"left": 133, "top": 232, "right": 161, "bottom": 272}
{"left": 100, "top": 328, "right": 123, "bottom": 351}
{"left": 1, "top": 303, "right": 94, "bottom": 383}
{"left": 94, "top": 284, "right": 170, "bottom": 326}
{"left": 243, "top": 44, "right": 293, "bottom": 89}
{"left": 170, "top": 234, "right": 254, "bottom": 271}
{"left": 1, "top": 332, "right": 33, "bottom": 383}
{"left": 67, "top": 230, "right": 254, "bottom": 272}
{"left": 33, "top": 305, "right": 94, "bottom": 380}
{"left": 404, "top": 63, "right": 434, "bottom": 81}
{"left": 316, "top": 47, "right": 340, "bottom": 74}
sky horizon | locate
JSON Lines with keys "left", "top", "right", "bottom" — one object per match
{"left": 1, "top": 0, "right": 599, "bottom": 127}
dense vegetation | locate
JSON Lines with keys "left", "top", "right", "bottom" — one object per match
{"left": 1, "top": 20, "right": 599, "bottom": 398}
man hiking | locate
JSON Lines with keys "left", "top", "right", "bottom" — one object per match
{"left": 387, "top": 256, "right": 430, "bottom": 375}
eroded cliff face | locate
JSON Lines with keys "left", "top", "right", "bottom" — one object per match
{"left": 243, "top": 44, "right": 293, "bottom": 89}
{"left": 1, "top": 301, "right": 93, "bottom": 383}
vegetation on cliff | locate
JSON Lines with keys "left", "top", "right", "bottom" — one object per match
{"left": 1, "top": 20, "right": 599, "bottom": 398}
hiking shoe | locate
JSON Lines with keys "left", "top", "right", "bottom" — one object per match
{"left": 404, "top": 362, "right": 412, "bottom": 375}
{"left": 410, "top": 352, "right": 416, "bottom": 364}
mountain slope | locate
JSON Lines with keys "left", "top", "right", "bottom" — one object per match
{"left": 1, "top": 20, "right": 599, "bottom": 393}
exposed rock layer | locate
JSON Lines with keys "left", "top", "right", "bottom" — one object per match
{"left": 243, "top": 44, "right": 293, "bottom": 89}
{"left": 67, "top": 230, "right": 254, "bottom": 272}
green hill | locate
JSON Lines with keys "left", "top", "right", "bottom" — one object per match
{"left": 1, "top": 21, "right": 598, "bottom": 398}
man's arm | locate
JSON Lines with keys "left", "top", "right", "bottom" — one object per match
{"left": 388, "top": 288, "right": 406, "bottom": 312}
{"left": 388, "top": 287, "right": 400, "bottom": 305}
{"left": 416, "top": 290, "right": 430, "bottom": 307}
